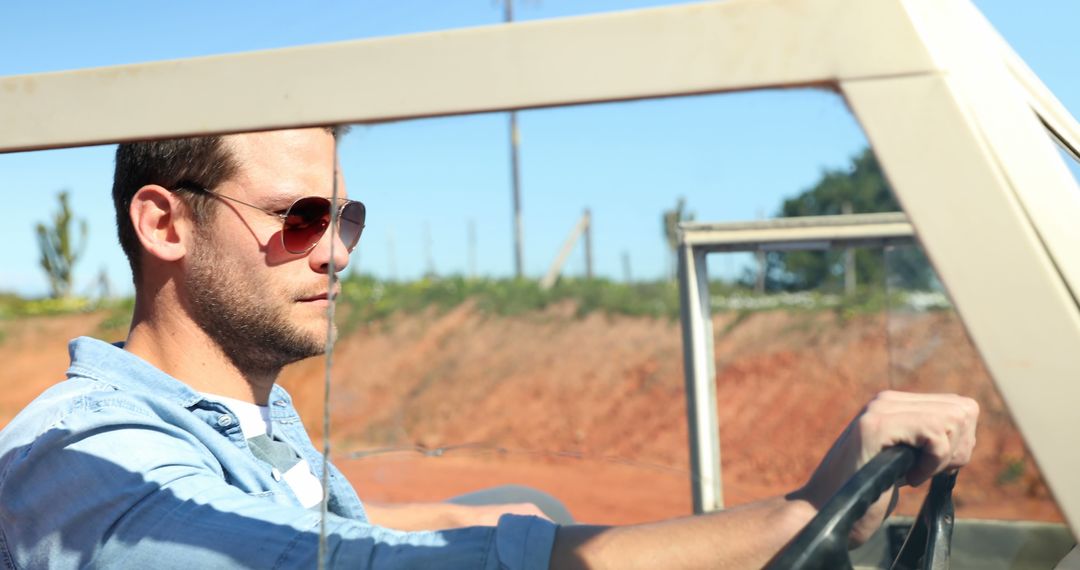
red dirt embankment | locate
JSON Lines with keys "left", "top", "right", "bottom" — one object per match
{"left": 0, "top": 305, "right": 1060, "bottom": 525}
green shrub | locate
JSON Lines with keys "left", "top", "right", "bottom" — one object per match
{"left": 336, "top": 274, "right": 690, "bottom": 334}
{"left": 0, "top": 295, "right": 92, "bottom": 319}
{"left": 95, "top": 298, "right": 136, "bottom": 336}
{"left": 1, "top": 277, "right": 942, "bottom": 342}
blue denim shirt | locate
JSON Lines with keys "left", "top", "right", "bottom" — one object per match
{"left": 0, "top": 337, "right": 556, "bottom": 569}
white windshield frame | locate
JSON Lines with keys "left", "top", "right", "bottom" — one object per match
{"left": 3, "top": 0, "right": 1079, "bottom": 538}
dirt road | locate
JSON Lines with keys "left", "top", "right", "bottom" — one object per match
{"left": 0, "top": 305, "right": 1059, "bottom": 524}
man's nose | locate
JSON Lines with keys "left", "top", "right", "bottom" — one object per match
{"left": 309, "top": 223, "right": 351, "bottom": 274}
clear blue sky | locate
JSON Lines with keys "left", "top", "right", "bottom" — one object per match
{"left": 1, "top": 0, "right": 1077, "bottom": 297}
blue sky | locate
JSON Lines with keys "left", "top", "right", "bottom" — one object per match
{"left": 1, "top": 0, "right": 1078, "bottom": 297}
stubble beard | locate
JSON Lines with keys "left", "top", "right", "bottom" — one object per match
{"left": 186, "top": 237, "right": 329, "bottom": 375}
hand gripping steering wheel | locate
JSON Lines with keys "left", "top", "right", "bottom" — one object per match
{"left": 765, "top": 445, "right": 958, "bottom": 570}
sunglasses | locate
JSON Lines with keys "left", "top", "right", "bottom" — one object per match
{"left": 175, "top": 185, "right": 366, "bottom": 254}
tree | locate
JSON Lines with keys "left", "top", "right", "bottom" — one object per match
{"left": 662, "top": 197, "right": 694, "bottom": 280}
{"left": 760, "top": 148, "right": 934, "bottom": 292}
{"left": 35, "top": 190, "right": 88, "bottom": 299}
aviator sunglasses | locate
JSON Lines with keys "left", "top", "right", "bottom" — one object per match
{"left": 174, "top": 184, "right": 366, "bottom": 254}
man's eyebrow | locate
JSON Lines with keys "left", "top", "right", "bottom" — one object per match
{"left": 263, "top": 194, "right": 300, "bottom": 211}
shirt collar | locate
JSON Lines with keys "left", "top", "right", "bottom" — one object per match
{"left": 66, "top": 336, "right": 300, "bottom": 417}
{"left": 66, "top": 336, "right": 206, "bottom": 409}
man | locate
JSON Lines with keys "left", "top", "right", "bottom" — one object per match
{"left": 0, "top": 127, "right": 978, "bottom": 568}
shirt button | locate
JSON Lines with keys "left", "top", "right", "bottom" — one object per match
{"left": 217, "top": 415, "right": 234, "bottom": 427}
{"left": 271, "top": 468, "right": 283, "bottom": 481}
{"left": 273, "top": 400, "right": 287, "bottom": 407}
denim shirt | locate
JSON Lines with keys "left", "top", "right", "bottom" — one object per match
{"left": 0, "top": 337, "right": 555, "bottom": 569}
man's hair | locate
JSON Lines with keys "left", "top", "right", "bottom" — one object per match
{"left": 112, "top": 126, "right": 347, "bottom": 282}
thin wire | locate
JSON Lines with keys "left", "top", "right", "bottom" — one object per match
{"left": 317, "top": 133, "right": 340, "bottom": 570}
{"left": 883, "top": 245, "right": 897, "bottom": 389}
{"left": 342, "top": 442, "right": 695, "bottom": 477}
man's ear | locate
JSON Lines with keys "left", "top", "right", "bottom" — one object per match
{"left": 130, "top": 185, "right": 192, "bottom": 263}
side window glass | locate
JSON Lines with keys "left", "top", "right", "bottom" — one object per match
{"left": 702, "top": 155, "right": 1063, "bottom": 525}
{"left": 882, "top": 242, "right": 1062, "bottom": 522}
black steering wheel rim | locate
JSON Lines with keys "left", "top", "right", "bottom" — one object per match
{"left": 765, "top": 445, "right": 957, "bottom": 570}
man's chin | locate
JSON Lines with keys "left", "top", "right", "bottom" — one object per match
{"left": 273, "top": 339, "right": 327, "bottom": 369}
{"left": 291, "top": 323, "right": 338, "bottom": 355}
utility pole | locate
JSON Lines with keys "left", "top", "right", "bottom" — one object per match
{"left": 755, "top": 250, "right": 766, "bottom": 294}
{"left": 96, "top": 265, "right": 112, "bottom": 301}
{"left": 505, "top": 0, "right": 525, "bottom": 279}
{"left": 424, "top": 221, "right": 435, "bottom": 278}
{"left": 583, "top": 209, "right": 593, "bottom": 280}
{"left": 755, "top": 208, "right": 766, "bottom": 294}
{"left": 468, "top": 219, "right": 477, "bottom": 279}
{"left": 622, "top": 251, "right": 632, "bottom": 283}
{"left": 387, "top": 228, "right": 397, "bottom": 281}
{"left": 843, "top": 201, "right": 855, "bottom": 295}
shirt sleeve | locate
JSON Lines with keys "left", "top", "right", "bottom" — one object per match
{"left": 494, "top": 514, "right": 559, "bottom": 570}
{"left": 0, "top": 401, "right": 556, "bottom": 570}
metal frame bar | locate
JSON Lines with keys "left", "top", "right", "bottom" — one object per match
{"left": 0, "top": 0, "right": 936, "bottom": 153}
{"left": 677, "top": 244, "right": 721, "bottom": 513}
{"left": 4, "top": 0, "right": 1080, "bottom": 536}
{"left": 681, "top": 213, "right": 915, "bottom": 252}
{"left": 677, "top": 214, "right": 916, "bottom": 513}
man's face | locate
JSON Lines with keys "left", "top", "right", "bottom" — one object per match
{"left": 184, "top": 128, "right": 350, "bottom": 373}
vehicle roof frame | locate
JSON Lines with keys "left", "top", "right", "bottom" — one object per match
{"left": 677, "top": 213, "right": 917, "bottom": 513}
{"left": 2, "top": 0, "right": 1079, "bottom": 538}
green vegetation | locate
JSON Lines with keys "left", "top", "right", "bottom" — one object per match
{"left": 95, "top": 298, "right": 136, "bottom": 336}
{"left": 334, "top": 274, "right": 943, "bottom": 335}
{"left": 336, "top": 275, "right": 690, "bottom": 336}
{"left": 1, "top": 274, "right": 947, "bottom": 342}
{"left": 7, "top": 148, "right": 943, "bottom": 338}
{"left": 0, "top": 294, "right": 132, "bottom": 331}
{"left": 997, "top": 456, "right": 1027, "bottom": 486}
{"left": 0, "top": 293, "right": 94, "bottom": 319}
{"left": 760, "top": 147, "right": 935, "bottom": 292}
{"left": 35, "top": 191, "right": 89, "bottom": 299}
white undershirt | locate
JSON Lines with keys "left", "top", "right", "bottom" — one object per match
{"left": 205, "top": 394, "right": 324, "bottom": 509}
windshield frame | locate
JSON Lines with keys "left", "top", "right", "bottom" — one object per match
{"left": 3, "top": 0, "right": 1080, "bottom": 540}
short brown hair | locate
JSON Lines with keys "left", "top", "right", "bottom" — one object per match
{"left": 112, "top": 126, "right": 347, "bottom": 282}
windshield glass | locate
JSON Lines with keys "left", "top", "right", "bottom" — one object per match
{"left": 705, "top": 236, "right": 1063, "bottom": 524}
{"left": 323, "top": 88, "right": 870, "bottom": 524}
{"left": 0, "top": 88, "right": 874, "bottom": 526}
{"left": 0, "top": 89, "right": 1067, "bottom": 530}
{"left": 880, "top": 243, "right": 1062, "bottom": 522}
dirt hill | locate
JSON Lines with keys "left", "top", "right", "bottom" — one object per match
{"left": 0, "top": 305, "right": 1060, "bottom": 525}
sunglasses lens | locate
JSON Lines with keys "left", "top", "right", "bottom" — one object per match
{"left": 282, "top": 197, "right": 331, "bottom": 254}
{"left": 281, "top": 197, "right": 366, "bottom": 254}
{"left": 339, "top": 201, "right": 366, "bottom": 251}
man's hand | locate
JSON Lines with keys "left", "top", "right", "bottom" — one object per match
{"left": 365, "top": 500, "right": 549, "bottom": 531}
{"left": 552, "top": 390, "right": 980, "bottom": 569}
{"left": 790, "top": 390, "right": 979, "bottom": 544}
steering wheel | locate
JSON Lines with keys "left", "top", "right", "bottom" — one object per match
{"left": 765, "top": 445, "right": 958, "bottom": 570}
